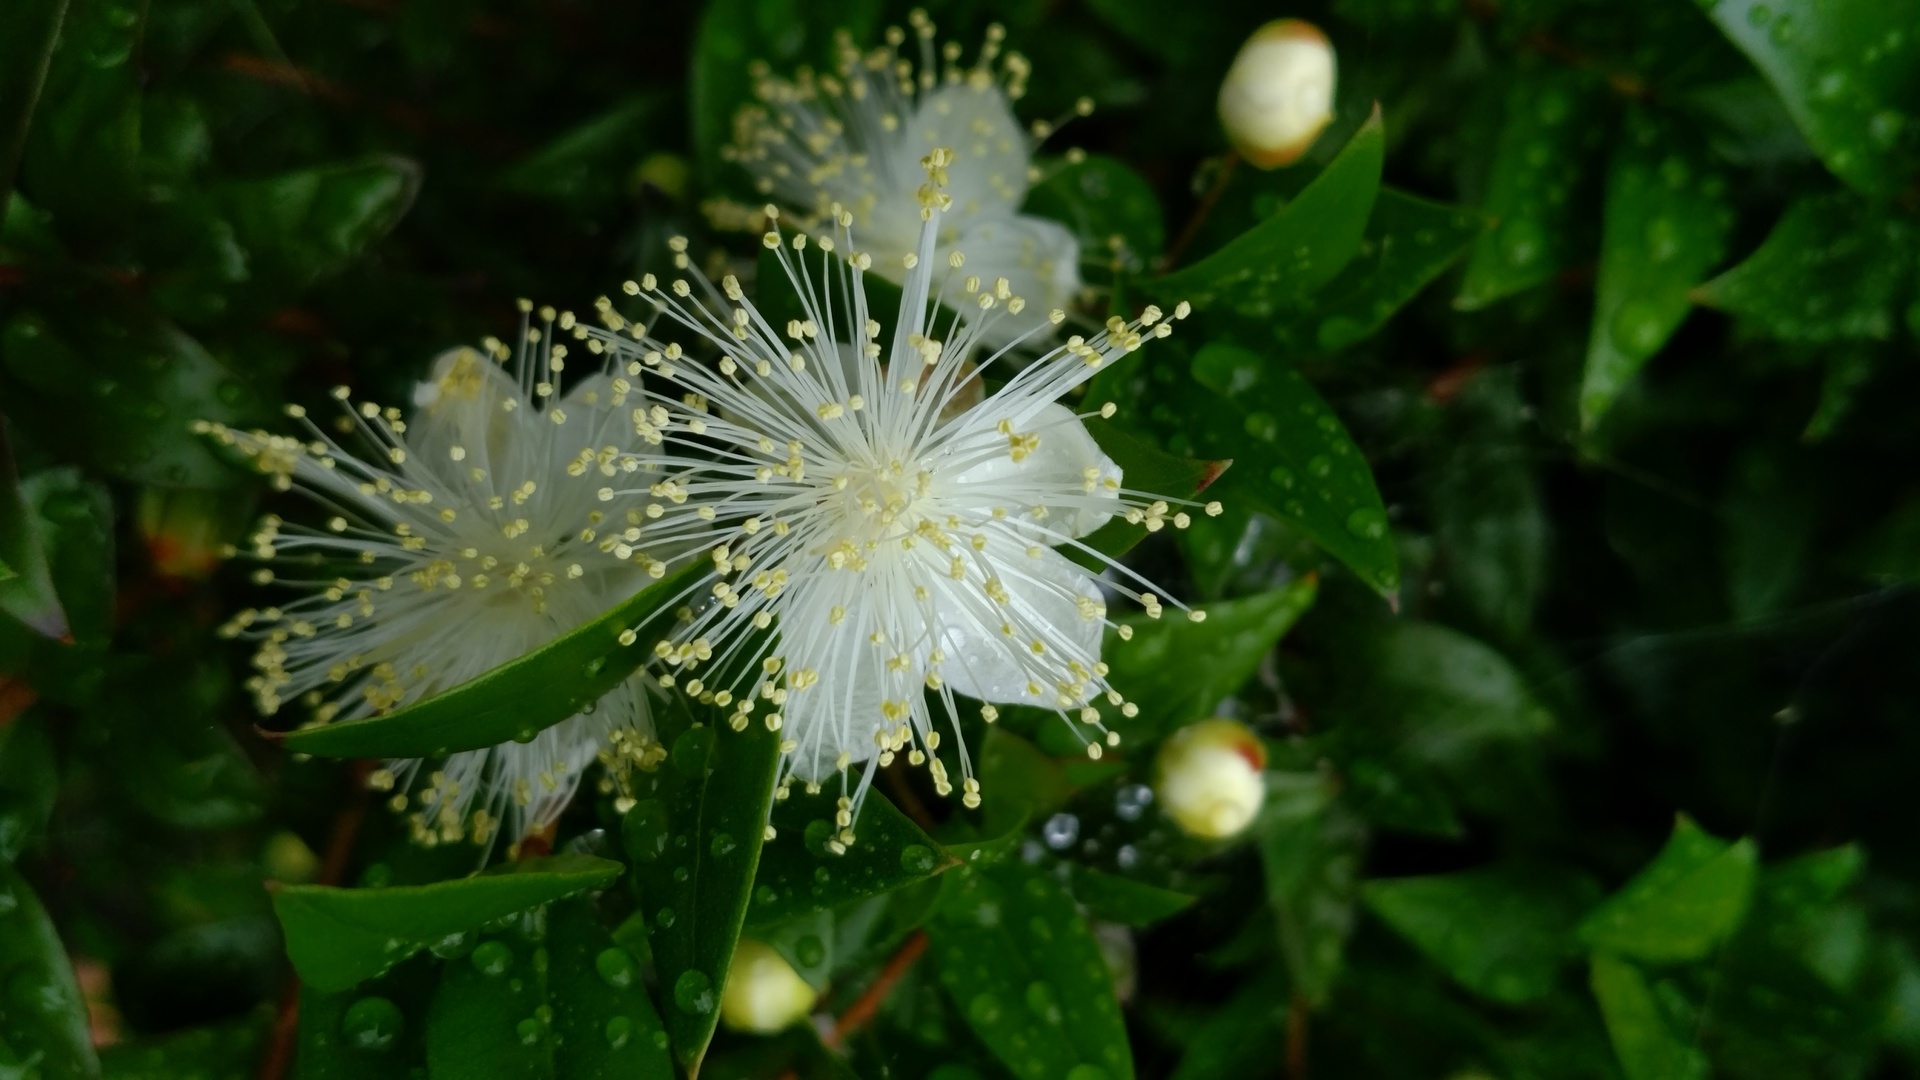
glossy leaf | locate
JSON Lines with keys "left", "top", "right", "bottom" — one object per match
{"left": 1025, "top": 154, "right": 1165, "bottom": 270}
{"left": 0, "top": 709, "right": 58, "bottom": 862}
{"left": 1589, "top": 953, "right": 1709, "bottom": 1080}
{"left": 0, "top": 863, "right": 98, "bottom": 1080}
{"left": 1259, "top": 802, "right": 1365, "bottom": 1006}
{"left": 0, "top": 0, "right": 67, "bottom": 208}
{"left": 500, "top": 94, "right": 674, "bottom": 211}
{"left": 269, "top": 854, "right": 623, "bottom": 992}
{"left": 1424, "top": 368, "right": 1547, "bottom": 642}
{"left": 1157, "top": 107, "right": 1384, "bottom": 314}
{"left": 1071, "top": 416, "right": 1229, "bottom": 568}
{"left": 1362, "top": 864, "right": 1596, "bottom": 1004}
{"left": 9, "top": 468, "right": 112, "bottom": 646}
{"left": 1721, "top": 440, "right": 1820, "bottom": 620}
{"left": 296, "top": 981, "right": 426, "bottom": 1080}
{"left": 1188, "top": 341, "right": 1398, "bottom": 594}
{"left": 425, "top": 899, "right": 674, "bottom": 1078}
{"left": 1456, "top": 68, "right": 1607, "bottom": 310}
{"left": 1693, "top": 191, "right": 1916, "bottom": 343}
{"left": 977, "top": 726, "right": 1071, "bottom": 837}
{"left": 1270, "top": 188, "right": 1484, "bottom": 355}
{"left": 1578, "top": 816, "right": 1758, "bottom": 964}
{"left": 1581, "top": 113, "right": 1736, "bottom": 431}
{"left": 1066, "top": 865, "right": 1196, "bottom": 927}
{"left": 218, "top": 157, "right": 420, "bottom": 292}
{"left": 927, "top": 861, "right": 1134, "bottom": 1080}
{"left": 98, "top": 1014, "right": 268, "bottom": 1080}
{"left": 745, "top": 785, "right": 950, "bottom": 933}
{"left": 1704, "top": 0, "right": 1920, "bottom": 197}
{"left": 281, "top": 559, "right": 705, "bottom": 758}
{"left": 621, "top": 718, "right": 781, "bottom": 1071}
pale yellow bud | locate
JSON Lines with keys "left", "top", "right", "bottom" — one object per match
{"left": 719, "top": 939, "right": 816, "bottom": 1033}
{"left": 1153, "top": 718, "right": 1267, "bottom": 838}
{"left": 1218, "top": 19, "right": 1337, "bottom": 169}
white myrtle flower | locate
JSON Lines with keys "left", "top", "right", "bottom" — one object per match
{"left": 565, "top": 149, "right": 1219, "bottom": 847}
{"left": 724, "top": 10, "right": 1089, "bottom": 349}
{"left": 200, "top": 310, "right": 672, "bottom": 847}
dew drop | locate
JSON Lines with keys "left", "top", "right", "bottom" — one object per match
{"left": 656, "top": 906, "right": 677, "bottom": 929}
{"left": 900, "top": 844, "right": 936, "bottom": 874}
{"left": 622, "top": 799, "right": 670, "bottom": 863}
{"left": 1610, "top": 298, "right": 1668, "bottom": 356}
{"left": 340, "top": 996, "right": 403, "bottom": 1053}
{"left": 1025, "top": 981, "right": 1064, "bottom": 1025}
{"left": 596, "top": 948, "right": 637, "bottom": 989}
{"left": 516, "top": 1017, "right": 542, "bottom": 1046}
{"left": 1241, "top": 411, "right": 1279, "bottom": 441}
{"left": 1345, "top": 508, "right": 1388, "bottom": 541}
{"left": 673, "top": 969, "right": 715, "bottom": 1015}
{"left": 794, "top": 935, "right": 827, "bottom": 967}
{"left": 1114, "top": 784, "right": 1153, "bottom": 822}
{"left": 1042, "top": 813, "right": 1080, "bottom": 850}
{"left": 470, "top": 941, "right": 512, "bottom": 977}
{"left": 1268, "top": 466, "right": 1296, "bottom": 490}
{"left": 1498, "top": 219, "right": 1544, "bottom": 267}
{"left": 604, "top": 1015, "right": 632, "bottom": 1049}
{"left": 967, "top": 992, "right": 1003, "bottom": 1026}
{"left": 428, "top": 931, "right": 474, "bottom": 960}
{"left": 1307, "top": 455, "right": 1332, "bottom": 479}
{"left": 709, "top": 832, "right": 737, "bottom": 857}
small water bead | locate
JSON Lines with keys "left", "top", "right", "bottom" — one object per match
{"left": 470, "top": 941, "right": 513, "bottom": 977}
{"left": 429, "top": 931, "right": 475, "bottom": 960}
{"left": 1242, "top": 411, "right": 1279, "bottom": 441}
{"left": 673, "top": 969, "right": 715, "bottom": 1015}
{"left": 1025, "top": 981, "right": 1064, "bottom": 1025}
{"left": 672, "top": 865, "right": 690, "bottom": 883}
{"left": 1041, "top": 814, "right": 1080, "bottom": 850}
{"left": 709, "top": 832, "right": 737, "bottom": 858}
{"left": 516, "top": 1017, "right": 542, "bottom": 1046}
{"left": 1117, "top": 844, "right": 1141, "bottom": 870}
{"left": 656, "top": 907, "right": 677, "bottom": 929}
{"left": 1345, "top": 508, "right": 1388, "bottom": 541}
{"left": 1114, "top": 784, "right": 1154, "bottom": 822}
{"left": 597, "top": 948, "right": 638, "bottom": 989}
{"left": 794, "top": 935, "right": 827, "bottom": 967}
{"left": 604, "top": 1015, "right": 632, "bottom": 1049}
{"left": 967, "top": 993, "right": 1003, "bottom": 1026}
{"left": 900, "top": 844, "right": 937, "bottom": 874}
{"left": 670, "top": 728, "right": 713, "bottom": 775}
{"left": 340, "top": 996, "right": 404, "bottom": 1052}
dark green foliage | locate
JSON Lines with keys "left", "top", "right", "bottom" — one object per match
{"left": 4, "top": 0, "right": 1920, "bottom": 1078}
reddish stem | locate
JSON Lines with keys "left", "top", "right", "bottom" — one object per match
{"left": 823, "top": 931, "right": 929, "bottom": 1051}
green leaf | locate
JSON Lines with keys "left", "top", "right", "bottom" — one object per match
{"left": 281, "top": 559, "right": 705, "bottom": 758}
{"left": 1166, "top": 971, "right": 1291, "bottom": 1080}
{"left": 0, "top": 709, "right": 59, "bottom": 863}
{"left": 977, "top": 726, "right": 1071, "bottom": 837}
{"left": 269, "top": 854, "right": 623, "bottom": 992}
{"left": 1456, "top": 68, "right": 1607, "bottom": 310}
{"left": 1259, "top": 803, "right": 1365, "bottom": 1006}
{"left": 1065, "top": 865, "right": 1196, "bottom": 927}
{"left": 1024, "top": 154, "right": 1166, "bottom": 270}
{"left": 1581, "top": 112, "right": 1736, "bottom": 432}
{"left": 1187, "top": 341, "right": 1398, "bottom": 594}
{"left": 927, "top": 861, "right": 1134, "bottom": 1080}
{"left": 425, "top": 899, "right": 674, "bottom": 1078}
{"left": 1071, "top": 416, "right": 1228, "bottom": 569}
{"left": 218, "top": 156, "right": 420, "bottom": 292}
{"left": 744, "top": 786, "right": 950, "bottom": 933}
{"left": 1721, "top": 441, "right": 1820, "bottom": 620}
{"left": 3, "top": 468, "right": 113, "bottom": 646}
{"left": 1578, "top": 816, "right": 1758, "bottom": 964}
{"left": 1156, "top": 107, "right": 1384, "bottom": 313}
{"left": 297, "top": 982, "right": 426, "bottom": 1080}
{"left": 0, "top": 421, "right": 68, "bottom": 639}
{"left": 1693, "top": 191, "right": 1916, "bottom": 343}
{"left": 1589, "top": 953, "right": 1709, "bottom": 1080}
{"left": 0, "top": 863, "right": 99, "bottom": 1080}
{"left": 1270, "top": 188, "right": 1485, "bottom": 355}
{"left": 500, "top": 94, "right": 674, "bottom": 211}
{"left": 1703, "top": 0, "right": 1920, "bottom": 197}
{"left": 621, "top": 718, "right": 781, "bottom": 1071}
{"left": 99, "top": 1013, "right": 269, "bottom": 1080}
{"left": 0, "top": 0, "right": 65, "bottom": 222}
{"left": 1361, "top": 864, "right": 1597, "bottom": 1004}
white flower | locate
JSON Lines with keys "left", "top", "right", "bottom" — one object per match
{"left": 1153, "top": 718, "right": 1267, "bottom": 839}
{"left": 201, "top": 309, "right": 669, "bottom": 847}
{"left": 1218, "top": 19, "right": 1337, "bottom": 169}
{"left": 565, "top": 151, "right": 1218, "bottom": 846}
{"left": 725, "top": 11, "right": 1087, "bottom": 349}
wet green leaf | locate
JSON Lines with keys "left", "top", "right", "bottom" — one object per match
{"left": 425, "top": 899, "right": 674, "bottom": 1078}
{"left": 1024, "top": 153, "right": 1165, "bottom": 270}
{"left": 0, "top": 863, "right": 98, "bottom": 1080}
{"left": 1072, "top": 417, "right": 1228, "bottom": 569}
{"left": 1424, "top": 368, "right": 1546, "bottom": 642}
{"left": 621, "top": 716, "right": 781, "bottom": 1071}
{"left": 1157, "top": 107, "right": 1384, "bottom": 314}
{"left": 1721, "top": 441, "right": 1820, "bottom": 621}
{"left": 0, "top": 424, "right": 70, "bottom": 638}
{"left": 1456, "top": 68, "right": 1607, "bottom": 310}
{"left": 1271, "top": 188, "right": 1484, "bottom": 355}
{"left": 296, "top": 981, "right": 426, "bottom": 1080}
{"left": 1693, "top": 191, "right": 1916, "bottom": 343}
{"left": 0, "top": 710, "right": 58, "bottom": 863}
{"left": 0, "top": 0, "right": 65, "bottom": 230}
{"left": 745, "top": 785, "right": 950, "bottom": 933}
{"left": 977, "top": 726, "right": 1071, "bottom": 837}
{"left": 1065, "top": 865, "right": 1195, "bottom": 927}
{"left": 1589, "top": 953, "right": 1709, "bottom": 1080}
{"left": 927, "top": 860, "right": 1134, "bottom": 1080}
{"left": 1260, "top": 802, "right": 1365, "bottom": 1006}
{"left": 99, "top": 1012, "right": 269, "bottom": 1080}
{"left": 1187, "top": 341, "right": 1397, "bottom": 594}
{"left": 7, "top": 468, "right": 112, "bottom": 646}
{"left": 1704, "top": 0, "right": 1920, "bottom": 197}
{"left": 1578, "top": 816, "right": 1758, "bottom": 964}
{"left": 501, "top": 94, "right": 674, "bottom": 212}
{"left": 218, "top": 157, "right": 420, "bottom": 293}
{"left": 1362, "top": 864, "right": 1596, "bottom": 1004}
{"left": 270, "top": 854, "right": 623, "bottom": 992}
{"left": 1581, "top": 112, "right": 1735, "bottom": 432}
{"left": 281, "top": 559, "right": 705, "bottom": 758}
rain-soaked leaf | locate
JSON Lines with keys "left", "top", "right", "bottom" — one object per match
{"left": 1157, "top": 107, "right": 1384, "bottom": 315}
{"left": 1581, "top": 112, "right": 1735, "bottom": 432}
{"left": 1271, "top": 188, "right": 1484, "bottom": 355}
{"left": 1704, "top": 0, "right": 1920, "bottom": 197}
{"left": 425, "top": 899, "right": 674, "bottom": 1079}
{"left": 745, "top": 786, "right": 951, "bottom": 933}
{"left": 1065, "top": 865, "right": 1196, "bottom": 927}
{"left": 99, "top": 1013, "right": 269, "bottom": 1080}
{"left": 1693, "top": 191, "right": 1916, "bottom": 343}
{"left": 281, "top": 559, "right": 705, "bottom": 758}
{"left": 270, "top": 854, "right": 623, "bottom": 992}
{"left": 217, "top": 157, "right": 420, "bottom": 293}
{"left": 1187, "top": 341, "right": 1397, "bottom": 594}
{"left": 2, "top": 468, "right": 112, "bottom": 647}
{"left": 1424, "top": 368, "right": 1547, "bottom": 643}
{"left": 1025, "top": 153, "right": 1166, "bottom": 271}
{"left": 0, "top": 0, "right": 67, "bottom": 206}
{"left": 1456, "top": 67, "right": 1608, "bottom": 310}
{"left": 621, "top": 716, "right": 781, "bottom": 1072}
{"left": 1578, "top": 816, "right": 1758, "bottom": 964}
{"left": 1260, "top": 802, "right": 1365, "bottom": 1006}
{"left": 1721, "top": 440, "right": 1820, "bottom": 621}
{"left": 1362, "top": 864, "right": 1597, "bottom": 1005}
{"left": 0, "top": 424, "right": 72, "bottom": 638}
{"left": 501, "top": 94, "right": 675, "bottom": 212}
{"left": 1590, "top": 953, "right": 1709, "bottom": 1080}
{"left": 0, "top": 709, "right": 58, "bottom": 863}
{"left": 1072, "top": 417, "right": 1229, "bottom": 570}
{"left": 0, "top": 863, "right": 98, "bottom": 1080}
{"left": 927, "top": 860, "right": 1134, "bottom": 1080}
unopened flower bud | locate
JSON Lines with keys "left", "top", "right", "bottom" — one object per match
{"left": 1217, "top": 19, "right": 1337, "bottom": 169}
{"left": 1154, "top": 718, "right": 1267, "bottom": 838}
{"left": 720, "top": 939, "right": 816, "bottom": 1033}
